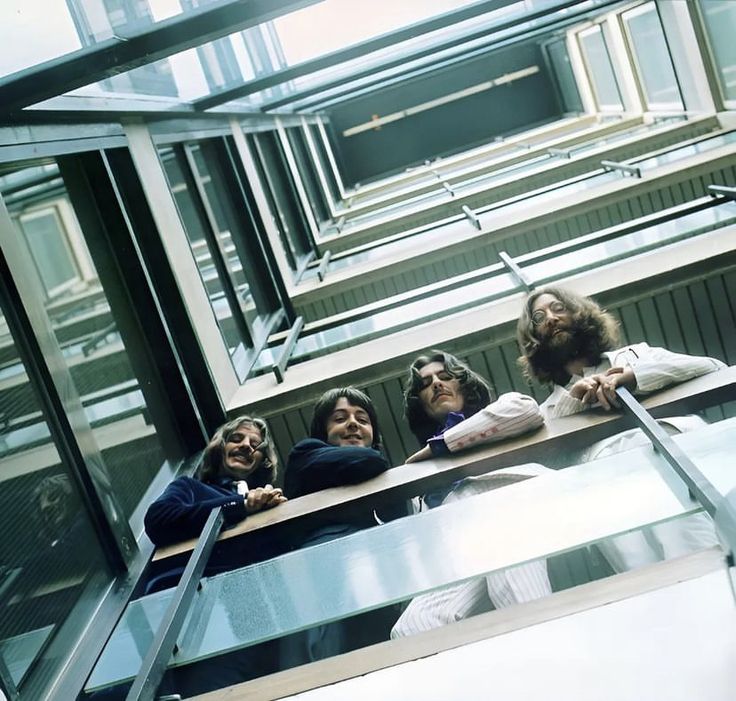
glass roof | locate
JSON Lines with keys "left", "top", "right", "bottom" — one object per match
{"left": 0, "top": 0, "right": 609, "bottom": 113}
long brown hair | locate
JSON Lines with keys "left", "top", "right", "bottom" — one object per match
{"left": 197, "top": 415, "right": 277, "bottom": 486}
{"left": 517, "top": 286, "right": 620, "bottom": 385}
{"left": 404, "top": 350, "right": 493, "bottom": 445}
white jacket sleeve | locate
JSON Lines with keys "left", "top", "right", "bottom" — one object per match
{"left": 540, "top": 385, "right": 588, "bottom": 419}
{"left": 621, "top": 344, "right": 726, "bottom": 393}
{"left": 441, "top": 392, "right": 543, "bottom": 453}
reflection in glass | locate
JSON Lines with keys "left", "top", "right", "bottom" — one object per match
{"left": 0, "top": 305, "right": 111, "bottom": 695}
{"left": 1, "top": 164, "right": 166, "bottom": 524}
{"left": 159, "top": 145, "right": 247, "bottom": 356}
{"left": 698, "top": 0, "right": 736, "bottom": 104}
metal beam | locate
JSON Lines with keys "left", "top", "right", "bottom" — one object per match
{"left": 193, "top": 0, "right": 538, "bottom": 110}
{"left": 615, "top": 387, "right": 736, "bottom": 554}
{"left": 0, "top": 0, "right": 322, "bottom": 113}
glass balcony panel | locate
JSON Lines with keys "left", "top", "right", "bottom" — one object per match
{"left": 87, "top": 418, "right": 735, "bottom": 691}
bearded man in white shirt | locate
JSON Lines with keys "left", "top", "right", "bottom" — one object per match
{"left": 516, "top": 285, "right": 724, "bottom": 571}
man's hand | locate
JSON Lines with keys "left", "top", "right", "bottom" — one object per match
{"left": 405, "top": 445, "right": 432, "bottom": 464}
{"left": 569, "top": 377, "right": 601, "bottom": 405}
{"left": 590, "top": 367, "right": 637, "bottom": 410}
{"left": 245, "top": 485, "right": 287, "bottom": 514}
{"left": 569, "top": 367, "right": 636, "bottom": 410}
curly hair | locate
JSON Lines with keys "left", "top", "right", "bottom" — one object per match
{"left": 198, "top": 415, "right": 277, "bottom": 486}
{"left": 517, "top": 286, "right": 620, "bottom": 385}
{"left": 310, "top": 387, "right": 382, "bottom": 451}
{"left": 404, "top": 350, "right": 493, "bottom": 446}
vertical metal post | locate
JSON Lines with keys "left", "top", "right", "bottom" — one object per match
{"left": 615, "top": 387, "right": 736, "bottom": 554}
{"left": 125, "top": 507, "right": 225, "bottom": 701}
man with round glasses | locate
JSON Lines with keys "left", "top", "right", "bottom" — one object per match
{"left": 517, "top": 286, "right": 725, "bottom": 418}
{"left": 516, "top": 285, "right": 724, "bottom": 571}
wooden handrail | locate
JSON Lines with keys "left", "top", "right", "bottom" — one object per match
{"left": 153, "top": 367, "right": 736, "bottom": 563}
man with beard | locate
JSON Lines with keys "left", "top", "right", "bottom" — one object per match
{"left": 516, "top": 285, "right": 724, "bottom": 571}
{"left": 516, "top": 287, "right": 725, "bottom": 419}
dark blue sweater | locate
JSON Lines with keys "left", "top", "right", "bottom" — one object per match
{"left": 285, "top": 439, "right": 402, "bottom": 546}
{"left": 144, "top": 476, "right": 249, "bottom": 548}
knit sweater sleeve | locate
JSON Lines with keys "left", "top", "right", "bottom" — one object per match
{"left": 284, "top": 439, "right": 390, "bottom": 498}
{"left": 441, "top": 392, "right": 544, "bottom": 452}
{"left": 144, "top": 476, "right": 248, "bottom": 547}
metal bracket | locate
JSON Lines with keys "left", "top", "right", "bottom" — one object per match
{"left": 547, "top": 147, "right": 571, "bottom": 159}
{"left": 442, "top": 181, "right": 455, "bottom": 197}
{"left": 316, "top": 250, "right": 332, "bottom": 282}
{"left": 707, "top": 185, "right": 736, "bottom": 202}
{"left": 125, "top": 507, "right": 225, "bottom": 701}
{"left": 601, "top": 160, "right": 641, "bottom": 179}
{"left": 462, "top": 205, "right": 481, "bottom": 230}
{"left": 273, "top": 316, "right": 304, "bottom": 384}
{"left": 499, "top": 251, "right": 534, "bottom": 292}
{"left": 615, "top": 387, "right": 736, "bottom": 557}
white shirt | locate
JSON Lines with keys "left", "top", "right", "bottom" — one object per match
{"left": 541, "top": 343, "right": 726, "bottom": 419}
{"left": 443, "top": 392, "right": 544, "bottom": 452}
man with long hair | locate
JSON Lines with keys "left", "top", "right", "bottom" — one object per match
{"left": 517, "top": 285, "right": 724, "bottom": 570}
{"left": 517, "top": 286, "right": 725, "bottom": 419}
{"left": 391, "top": 351, "right": 550, "bottom": 638}
{"left": 403, "top": 350, "right": 543, "bottom": 470}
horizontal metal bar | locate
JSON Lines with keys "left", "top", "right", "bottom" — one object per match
{"left": 601, "top": 159, "right": 641, "bottom": 178}
{"left": 708, "top": 185, "right": 736, "bottom": 201}
{"left": 125, "top": 507, "right": 225, "bottom": 701}
{"left": 273, "top": 316, "right": 305, "bottom": 384}
{"left": 615, "top": 387, "right": 736, "bottom": 553}
{"left": 499, "top": 251, "right": 534, "bottom": 291}
{"left": 317, "top": 250, "right": 332, "bottom": 282}
{"left": 548, "top": 147, "right": 572, "bottom": 159}
{"left": 462, "top": 205, "right": 481, "bottom": 230}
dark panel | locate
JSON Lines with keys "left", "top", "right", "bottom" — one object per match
{"left": 327, "top": 43, "right": 561, "bottom": 185}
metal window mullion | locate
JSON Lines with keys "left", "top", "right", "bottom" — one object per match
{"left": 125, "top": 506, "right": 225, "bottom": 701}
{"left": 616, "top": 387, "right": 736, "bottom": 553}
{"left": 178, "top": 144, "right": 253, "bottom": 347}
{"left": 221, "top": 135, "right": 296, "bottom": 322}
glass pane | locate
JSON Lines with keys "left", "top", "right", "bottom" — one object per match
{"left": 623, "top": 4, "right": 683, "bottom": 110}
{"left": 158, "top": 146, "right": 245, "bottom": 356}
{"left": 0, "top": 302, "right": 112, "bottom": 696}
{"left": 250, "top": 131, "right": 312, "bottom": 269}
{"left": 273, "top": 0, "right": 503, "bottom": 65}
{"left": 578, "top": 26, "right": 623, "bottom": 111}
{"left": 546, "top": 39, "right": 583, "bottom": 113}
{"left": 699, "top": 0, "right": 736, "bottom": 103}
{"left": 1, "top": 164, "right": 169, "bottom": 526}
{"left": 88, "top": 417, "right": 735, "bottom": 691}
